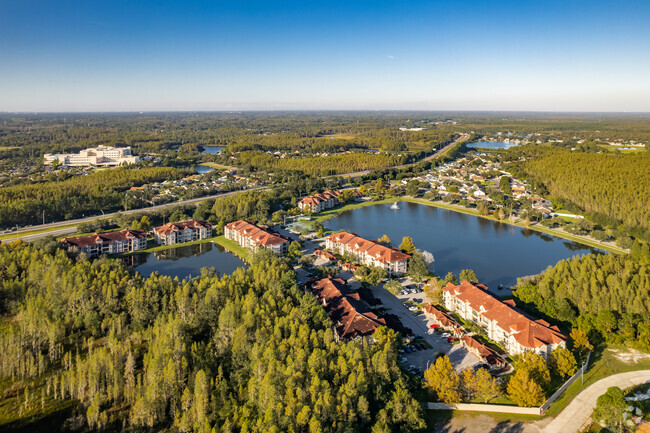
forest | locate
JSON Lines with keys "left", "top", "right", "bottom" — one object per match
{"left": 513, "top": 241, "right": 650, "bottom": 349}
{"left": 0, "top": 241, "right": 425, "bottom": 432}
{"left": 508, "top": 144, "right": 650, "bottom": 241}
{"left": 0, "top": 166, "right": 188, "bottom": 228}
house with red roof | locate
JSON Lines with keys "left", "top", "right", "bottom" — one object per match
{"left": 442, "top": 280, "right": 566, "bottom": 358}
{"left": 325, "top": 231, "right": 410, "bottom": 275}
{"left": 224, "top": 220, "right": 289, "bottom": 255}
{"left": 422, "top": 304, "right": 459, "bottom": 331}
{"left": 153, "top": 220, "right": 212, "bottom": 245}
{"left": 460, "top": 335, "right": 508, "bottom": 370}
{"left": 309, "top": 276, "right": 386, "bottom": 341}
{"left": 61, "top": 229, "right": 147, "bottom": 257}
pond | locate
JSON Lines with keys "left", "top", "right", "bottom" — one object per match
{"left": 468, "top": 141, "right": 520, "bottom": 150}
{"left": 194, "top": 164, "right": 215, "bottom": 174}
{"left": 325, "top": 202, "right": 600, "bottom": 291}
{"left": 124, "top": 242, "right": 247, "bottom": 280}
{"left": 201, "top": 146, "right": 224, "bottom": 154}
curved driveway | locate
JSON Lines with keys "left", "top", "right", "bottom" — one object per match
{"left": 543, "top": 370, "right": 650, "bottom": 433}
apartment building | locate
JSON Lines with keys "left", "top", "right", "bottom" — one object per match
{"left": 44, "top": 146, "right": 139, "bottom": 167}
{"left": 309, "top": 276, "right": 386, "bottom": 341}
{"left": 153, "top": 220, "right": 212, "bottom": 245}
{"left": 325, "top": 231, "right": 410, "bottom": 275}
{"left": 298, "top": 190, "right": 341, "bottom": 213}
{"left": 442, "top": 280, "right": 566, "bottom": 358}
{"left": 224, "top": 220, "right": 289, "bottom": 255}
{"left": 61, "top": 229, "right": 147, "bottom": 257}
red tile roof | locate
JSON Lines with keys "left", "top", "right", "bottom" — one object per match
{"left": 444, "top": 280, "right": 566, "bottom": 349}
{"left": 461, "top": 335, "right": 506, "bottom": 367}
{"left": 326, "top": 231, "right": 411, "bottom": 264}
{"left": 61, "top": 229, "right": 147, "bottom": 248}
{"left": 310, "top": 276, "right": 385, "bottom": 340}
{"left": 225, "top": 220, "right": 289, "bottom": 246}
{"left": 154, "top": 219, "right": 212, "bottom": 235}
{"left": 423, "top": 304, "right": 458, "bottom": 328}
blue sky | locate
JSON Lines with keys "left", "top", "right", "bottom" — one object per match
{"left": 1, "top": 0, "right": 649, "bottom": 112}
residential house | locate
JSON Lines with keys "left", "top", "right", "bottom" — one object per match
{"left": 224, "top": 220, "right": 290, "bottom": 255}
{"left": 460, "top": 335, "right": 508, "bottom": 370}
{"left": 61, "top": 229, "right": 147, "bottom": 257}
{"left": 153, "top": 220, "right": 212, "bottom": 245}
{"left": 325, "top": 231, "right": 410, "bottom": 275}
{"left": 442, "top": 280, "right": 566, "bottom": 358}
{"left": 422, "top": 304, "right": 458, "bottom": 331}
{"left": 309, "top": 276, "right": 386, "bottom": 341}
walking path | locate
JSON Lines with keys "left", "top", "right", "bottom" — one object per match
{"left": 543, "top": 370, "right": 650, "bottom": 433}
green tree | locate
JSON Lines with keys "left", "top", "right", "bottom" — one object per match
{"left": 384, "top": 280, "right": 402, "bottom": 296}
{"left": 593, "top": 387, "right": 627, "bottom": 433}
{"left": 408, "top": 251, "right": 430, "bottom": 284}
{"left": 424, "top": 355, "right": 461, "bottom": 403}
{"left": 569, "top": 328, "right": 593, "bottom": 361}
{"left": 377, "top": 234, "right": 391, "bottom": 246}
{"left": 500, "top": 176, "right": 512, "bottom": 194}
{"left": 444, "top": 272, "right": 458, "bottom": 285}
{"left": 549, "top": 347, "right": 578, "bottom": 379}
{"left": 406, "top": 181, "right": 419, "bottom": 197}
{"left": 459, "top": 269, "right": 478, "bottom": 284}
{"left": 399, "top": 236, "right": 416, "bottom": 254}
{"left": 507, "top": 368, "right": 545, "bottom": 407}
{"left": 288, "top": 241, "right": 302, "bottom": 259}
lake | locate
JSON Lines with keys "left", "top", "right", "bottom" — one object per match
{"left": 125, "top": 242, "right": 247, "bottom": 280}
{"left": 468, "top": 141, "right": 520, "bottom": 149}
{"left": 201, "top": 146, "right": 224, "bottom": 154}
{"left": 325, "top": 202, "right": 600, "bottom": 291}
{"left": 194, "top": 164, "right": 215, "bottom": 174}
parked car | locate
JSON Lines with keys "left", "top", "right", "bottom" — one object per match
{"left": 441, "top": 332, "right": 451, "bottom": 338}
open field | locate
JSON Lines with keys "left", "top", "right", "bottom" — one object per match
{"left": 199, "top": 162, "right": 238, "bottom": 170}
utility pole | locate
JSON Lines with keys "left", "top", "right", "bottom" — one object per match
{"left": 42, "top": 210, "right": 45, "bottom": 226}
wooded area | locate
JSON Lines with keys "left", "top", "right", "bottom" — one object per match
{"left": 509, "top": 145, "right": 650, "bottom": 241}
{"left": 0, "top": 242, "right": 425, "bottom": 432}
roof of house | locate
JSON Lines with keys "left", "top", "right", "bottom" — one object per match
{"left": 154, "top": 219, "right": 212, "bottom": 235}
{"left": 225, "top": 220, "right": 289, "bottom": 246}
{"left": 461, "top": 335, "right": 506, "bottom": 366}
{"left": 310, "top": 276, "right": 385, "bottom": 339}
{"left": 326, "top": 231, "right": 411, "bottom": 264}
{"left": 444, "top": 280, "right": 566, "bottom": 349}
{"left": 423, "top": 304, "right": 458, "bottom": 328}
{"left": 61, "top": 229, "right": 147, "bottom": 248}
{"left": 315, "top": 249, "right": 336, "bottom": 260}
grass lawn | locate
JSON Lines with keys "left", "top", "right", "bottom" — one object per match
{"left": 212, "top": 235, "right": 251, "bottom": 262}
{"left": 199, "top": 162, "right": 237, "bottom": 170}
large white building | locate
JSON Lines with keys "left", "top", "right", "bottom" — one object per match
{"left": 61, "top": 229, "right": 148, "bottom": 257}
{"left": 442, "top": 280, "right": 566, "bottom": 359}
{"left": 44, "top": 146, "right": 139, "bottom": 167}
{"left": 325, "top": 231, "right": 410, "bottom": 275}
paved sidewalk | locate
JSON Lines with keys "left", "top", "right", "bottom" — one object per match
{"left": 543, "top": 370, "right": 650, "bottom": 433}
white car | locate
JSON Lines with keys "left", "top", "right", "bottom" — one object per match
{"left": 441, "top": 332, "right": 451, "bottom": 338}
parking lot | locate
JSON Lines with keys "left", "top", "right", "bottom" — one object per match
{"left": 369, "top": 281, "right": 480, "bottom": 375}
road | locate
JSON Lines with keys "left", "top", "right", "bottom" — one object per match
{"left": 542, "top": 369, "right": 650, "bottom": 433}
{"left": 338, "top": 133, "right": 470, "bottom": 178}
{"left": 4, "top": 187, "right": 267, "bottom": 242}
